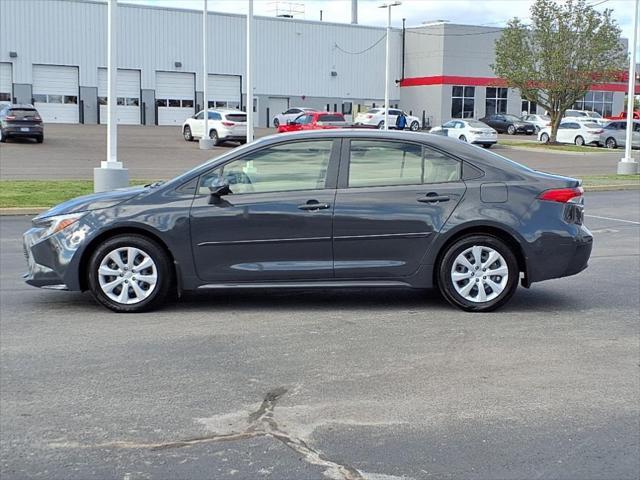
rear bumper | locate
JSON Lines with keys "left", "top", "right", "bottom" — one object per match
{"left": 3, "top": 125, "right": 43, "bottom": 137}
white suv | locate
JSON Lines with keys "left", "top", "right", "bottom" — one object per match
{"left": 182, "top": 109, "right": 247, "bottom": 146}
{"left": 354, "top": 108, "right": 421, "bottom": 131}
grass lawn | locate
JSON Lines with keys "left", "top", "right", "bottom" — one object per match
{"left": 1, "top": 176, "right": 638, "bottom": 209}
{"left": 499, "top": 139, "right": 604, "bottom": 153}
{"left": 0, "top": 180, "right": 157, "bottom": 208}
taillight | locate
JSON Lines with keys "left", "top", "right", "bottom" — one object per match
{"left": 588, "top": 129, "right": 603, "bottom": 134}
{"left": 5, "top": 115, "right": 16, "bottom": 121}
{"left": 34, "top": 115, "right": 42, "bottom": 122}
{"left": 538, "top": 187, "right": 584, "bottom": 203}
{"left": 221, "top": 121, "right": 234, "bottom": 127}
{"left": 367, "top": 115, "right": 372, "bottom": 119}
{"left": 470, "top": 129, "right": 483, "bottom": 134}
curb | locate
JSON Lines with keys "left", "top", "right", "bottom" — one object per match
{"left": 1, "top": 184, "right": 638, "bottom": 216}
{"left": 499, "top": 145, "right": 622, "bottom": 156}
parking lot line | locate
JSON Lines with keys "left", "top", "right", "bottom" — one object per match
{"left": 585, "top": 214, "right": 640, "bottom": 225}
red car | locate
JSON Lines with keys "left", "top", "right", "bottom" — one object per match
{"left": 277, "top": 111, "right": 349, "bottom": 133}
{"left": 606, "top": 110, "right": 640, "bottom": 121}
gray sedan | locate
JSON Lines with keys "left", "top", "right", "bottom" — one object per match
{"left": 600, "top": 120, "right": 640, "bottom": 149}
{"left": 23, "top": 130, "right": 592, "bottom": 313}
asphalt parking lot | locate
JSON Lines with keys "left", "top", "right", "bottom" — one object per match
{"left": 0, "top": 124, "right": 634, "bottom": 180}
{"left": 1, "top": 190, "right": 638, "bottom": 479}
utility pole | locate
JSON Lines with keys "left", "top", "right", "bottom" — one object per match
{"left": 617, "top": 0, "right": 639, "bottom": 174}
{"left": 379, "top": 1, "right": 401, "bottom": 131}
{"left": 94, "top": 0, "right": 128, "bottom": 192}
{"left": 246, "top": 0, "right": 254, "bottom": 142}
{"left": 200, "top": 0, "right": 214, "bottom": 149}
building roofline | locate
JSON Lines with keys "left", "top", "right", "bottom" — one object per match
{"left": 61, "top": 0, "right": 399, "bottom": 32}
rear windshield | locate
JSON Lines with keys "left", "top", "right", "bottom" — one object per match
{"left": 225, "top": 114, "right": 246, "bottom": 122}
{"left": 8, "top": 109, "right": 39, "bottom": 118}
{"left": 367, "top": 109, "right": 380, "bottom": 114}
{"left": 466, "top": 120, "right": 489, "bottom": 128}
{"left": 317, "top": 114, "right": 345, "bottom": 122}
{"left": 565, "top": 110, "right": 586, "bottom": 117}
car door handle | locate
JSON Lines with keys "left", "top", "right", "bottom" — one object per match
{"left": 298, "top": 201, "right": 331, "bottom": 211}
{"left": 417, "top": 194, "right": 450, "bottom": 203}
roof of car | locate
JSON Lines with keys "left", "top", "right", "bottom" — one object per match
{"left": 3, "top": 104, "right": 36, "bottom": 109}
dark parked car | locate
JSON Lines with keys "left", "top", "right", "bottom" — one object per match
{"left": 0, "top": 104, "right": 44, "bottom": 143}
{"left": 23, "top": 130, "right": 592, "bottom": 313}
{"left": 479, "top": 114, "right": 535, "bottom": 135}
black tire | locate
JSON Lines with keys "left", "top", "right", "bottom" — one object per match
{"left": 183, "top": 125, "right": 193, "bottom": 142}
{"left": 35, "top": 135, "right": 43, "bottom": 144}
{"left": 507, "top": 124, "right": 516, "bottom": 135}
{"left": 482, "top": 144, "right": 492, "bottom": 149}
{"left": 459, "top": 135, "right": 467, "bottom": 142}
{"left": 377, "top": 121, "right": 385, "bottom": 129}
{"left": 239, "top": 139, "right": 247, "bottom": 144}
{"left": 605, "top": 137, "right": 617, "bottom": 149}
{"left": 210, "top": 129, "right": 220, "bottom": 146}
{"left": 540, "top": 133, "right": 550, "bottom": 144}
{"left": 87, "top": 234, "right": 173, "bottom": 313}
{"left": 438, "top": 234, "right": 519, "bottom": 312}
{"left": 273, "top": 118, "right": 280, "bottom": 128}
{"left": 535, "top": 125, "right": 541, "bottom": 134}
{"left": 575, "top": 135, "right": 584, "bottom": 146}
{"left": 409, "top": 121, "right": 420, "bottom": 131}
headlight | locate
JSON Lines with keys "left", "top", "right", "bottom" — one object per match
{"left": 32, "top": 212, "right": 86, "bottom": 240}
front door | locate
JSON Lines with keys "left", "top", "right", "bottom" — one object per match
{"left": 190, "top": 139, "right": 339, "bottom": 282}
{"left": 191, "top": 110, "right": 205, "bottom": 137}
{"left": 333, "top": 139, "right": 466, "bottom": 279}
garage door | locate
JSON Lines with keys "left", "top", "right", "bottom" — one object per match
{"left": 0, "top": 63, "right": 11, "bottom": 105}
{"left": 207, "top": 74, "right": 241, "bottom": 109}
{"left": 33, "top": 65, "right": 79, "bottom": 123}
{"left": 155, "top": 71, "right": 194, "bottom": 125}
{"left": 98, "top": 68, "right": 141, "bottom": 125}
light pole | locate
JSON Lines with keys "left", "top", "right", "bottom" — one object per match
{"left": 199, "top": 0, "right": 214, "bottom": 149}
{"left": 379, "top": 1, "right": 401, "bottom": 131}
{"left": 617, "top": 0, "right": 639, "bottom": 175}
{"left": 246, "top": 0, "right": 254, "bottom": 142}
{"left": 94, "top": 0, "right": 129, "bottom": 193}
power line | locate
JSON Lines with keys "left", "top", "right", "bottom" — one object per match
{"left": 334, "top": 33, "right": 386, "bottom": 54}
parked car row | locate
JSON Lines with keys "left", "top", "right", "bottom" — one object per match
{"left": 539, "top": 119, "right": 640, "bottom": 148}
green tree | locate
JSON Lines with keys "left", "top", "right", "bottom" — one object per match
{"left": 493, "top": 0, "right": 627, "bottom": 142}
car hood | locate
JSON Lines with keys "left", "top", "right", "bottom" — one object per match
{"left": 35, "top": 185, "right": 148, "bottom": 219}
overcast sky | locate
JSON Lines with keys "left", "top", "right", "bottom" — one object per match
{"left": 122, "top": 0, "right": 638, "bottom": 48}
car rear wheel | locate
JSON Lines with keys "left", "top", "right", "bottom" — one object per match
{"left": 183, "top": 125, "right": 193, "bottom": 142}
{"left": 410, "top": 121, "right": 420, "bottom": 131}
{"left": 210, "top": 129, "right": 220, "bottom": 146}
{"left": 273, "top": 118, "right": 280, "bottom": 128}
{"left": 87, "top": 235, "right": 173, "bottom": 313}
{"left": 507, "top": 125, "right": 516, "bottom": 135}
{"left": 575, "top": 135, "right": 585, "bottom": 146}
{"left": 438, "top": 235, "right": 519, "bottom": 312}
{"left": 377, "top": 121, "right": 385, "bottom": 129}
{"left": 540, "top": 133, "right": 550, "bottom": 143}
{"left": 482, "top": 144, "right": 492, "bottom": 149}
{"left": 36, "top": 135, "right": 43, "bottom": 144}
{"left": 605, "top": 137, "right": 617, "bottom": 149}
{"left": 459, "top": 135, "right": 467, "bottom": 142}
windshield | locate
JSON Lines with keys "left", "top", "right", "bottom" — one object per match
{"left": 366, "top": 109, "right": 380, "bottom": 114}
{"left": 586, "top": 111, "right": 602, "bottom": 118}
{"left": 503, "top": 115, "right": 521, "bottom": 122}
{"left": 565, "top": 110, "right": 586, "bottom": 117}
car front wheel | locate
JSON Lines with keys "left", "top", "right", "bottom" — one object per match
{"left": 87, "top": 235, "right": 173, "bottom": 313}
{"left": 210, "top": 129, "right": 220, "bottom": 146}
{"left": 575, "top": 135, "right": 585, "bottom": 146}
{"left": 438, "top": 235, "right": 519, "bottom": 312}
{"left": 540, "top": 133, "right": 550, "bottom": 143}
{"left": 273, "top": 118, "right": 280, "bottom": 128}
{"left": 507, "top": 125, "right": 516, "bottom": 135}
{"left": 377, "top": 121, "right": 385, "bottom": 129}
{"left": 183, "top": 125, "right": 193, "bottom": 141}
{"left": 409, "top": 121, "right": 420, "bottom": 131}
{"left": 459, "top": 135, "right": 467, "bottom": 142}
{"left": 605, "top": 137, "right": 617, "bottom": 149}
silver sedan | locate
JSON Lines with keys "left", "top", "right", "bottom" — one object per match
{"left": 599, "top": 120, "right": 640, "bottom": 149}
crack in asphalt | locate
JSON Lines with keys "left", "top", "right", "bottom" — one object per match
{"left": 80, "top": 387, "right": 366, "bottom": 480}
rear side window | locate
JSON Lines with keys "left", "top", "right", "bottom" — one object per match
{"left": 317, "top": 114, "right": 344, "bottom": 122}
{"left": 348, "top": 140, "right": 461, "bottom": 188}
{"left": 225, "top": 114, "right": 246, "bottom": 122}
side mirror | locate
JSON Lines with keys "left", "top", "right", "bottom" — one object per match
{"left": 209, "top": 183, "right": 232, "bottom": 197}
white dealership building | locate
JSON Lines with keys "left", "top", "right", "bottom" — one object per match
{"left": 0, "top": 0, "right": 635, "bottom": 127}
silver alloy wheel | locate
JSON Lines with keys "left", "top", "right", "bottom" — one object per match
{"left": 450, "top": 245, "right": 509, "bottom": 303}
{"left": 98, "top": 247, "right": 158, "bottom": 305}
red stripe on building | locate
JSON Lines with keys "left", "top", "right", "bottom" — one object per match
{"left": 399, "top": 75, "right": 640, "bottom": 93}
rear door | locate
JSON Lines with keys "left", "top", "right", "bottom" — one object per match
{"left": 332, "top": 138, "right": 467, "bottom": 279}
{"left": 190, "top": 138, "right": 340, "bottom": 282}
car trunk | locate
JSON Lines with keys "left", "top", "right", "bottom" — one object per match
{"left": 6, "top": 109, "right": 42, "bottom": 128}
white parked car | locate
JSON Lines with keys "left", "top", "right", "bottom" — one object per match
{"left": 563, "top": 109, "right": 607, "bottom": 126}
{"left": 354, "top": 108, "right": 421, "bottom": 131}
{"left": 521, "top": 114, "right": 550, "bottom": 133}
{"left": 182, "top": 109, "right": 247, "bottom": 146}
{"left": 430, "top": 119, "right": 497, "bottom": 148}
{"left": 272, "top": 108, "right": 317, "bottom": 128}
{"left": 538, "top": 121, "right": 603, "bottom": 146}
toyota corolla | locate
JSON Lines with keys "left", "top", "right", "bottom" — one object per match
{"left": 23, "top": 130, "right": 592, "bottom": 313}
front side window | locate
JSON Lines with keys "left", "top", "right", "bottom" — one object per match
{"left": 199, "top": 140, "right": 333, "bottom": 195}
{"left": 451, "top": 86, "right": 475, "bottom": 118}
{"left": 348, "top": 140, "right": 461, "bottom": 188}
